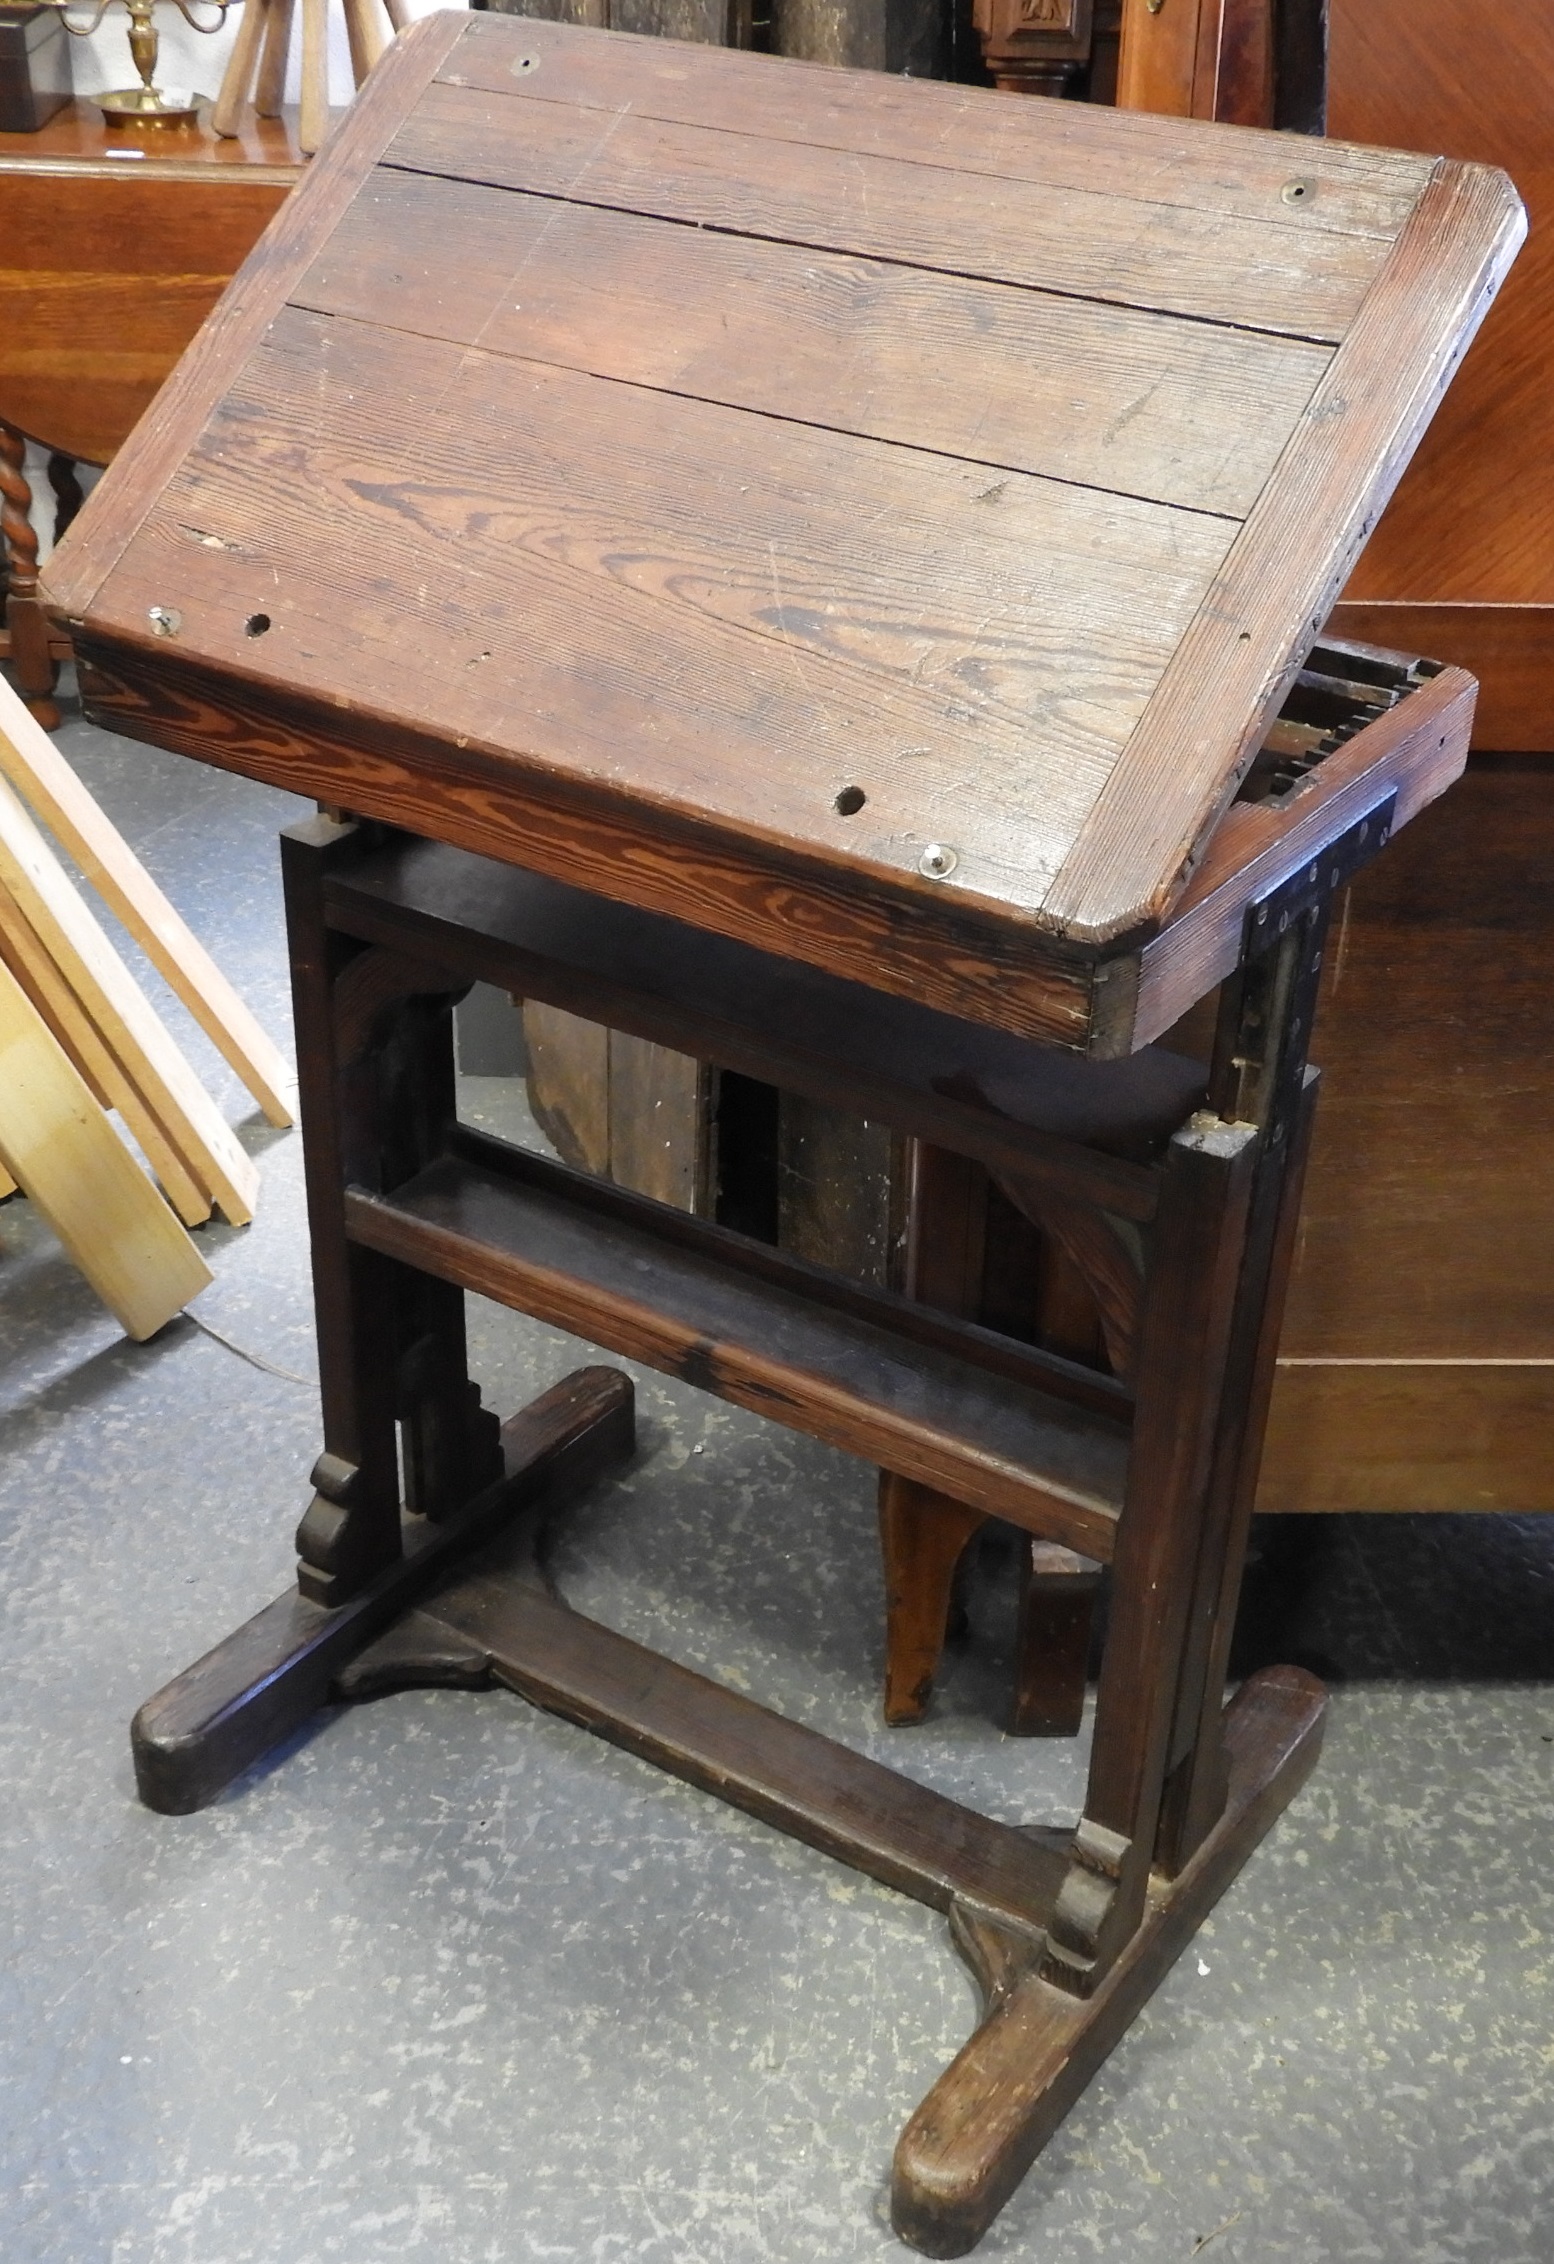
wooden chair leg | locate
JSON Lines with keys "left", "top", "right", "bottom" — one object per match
{"left": 255, "top": 0, "right": 295, "bottom": 117}
{"left": 1010, "top": 1542, "right": 1101, "bottom": 1736}
{"left": 879, "top": 1475, "right": 986, "bottom": 1724}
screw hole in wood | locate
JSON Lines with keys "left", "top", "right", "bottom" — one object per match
{"left": 833, "top": 785, "right": 866, "bottom": 816}
{"left": 245, "top": 613, "right": 272, "bottom": 637}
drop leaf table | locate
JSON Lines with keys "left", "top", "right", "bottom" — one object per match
{"left": 40, "top": 16, "right": 1522, "bottom": 2250}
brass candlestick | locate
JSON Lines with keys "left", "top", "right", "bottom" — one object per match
{"left": 47, "top": 0, "right": 233, "bottom": 126}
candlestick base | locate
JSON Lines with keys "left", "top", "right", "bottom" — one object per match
{"left": 97, "top": 85, "right": 202, "bottom": 124}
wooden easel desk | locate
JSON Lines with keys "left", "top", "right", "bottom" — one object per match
{"left": 41, "top": 17, "right": 1521, "bottom": 2250}
{"left": 0, "top": 98, "right": 304, "bottom": 723}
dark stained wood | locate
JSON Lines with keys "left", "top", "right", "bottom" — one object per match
{"left": 346, "top": 1133, "right": 1132, "bottom": 1558}
{"left": 880, "top": 1140, "right": 994, "bottom": 1727}
{"left": 777, "top": 1095, "right": 901, "bottom": 1284}
{"left": 1042, "top": 1112, "right": 1258, "bottom": 1994}
{"left": 340, "top": 1484, "right": 1067, "bottom": 1931}
{"left": 317, "top": 831, "right": 1197, "bottom": 1211}
{"left": 131, "top": 1364, "right": 638, "bottom": 1813}
{"left": 280, "top": 817, "right": 407, "bottom": 1604}
{"left": 68, "top": 22, "right": 1500, "bottom": 2248}
{"left": 891, "top": 1665, "right": 1325, "bottom": 2256}
{"left": 524, "top": 1002, "right": 709, "bottom": 1211}
{"left": 1012, "top": 1545, "right": 1102, "bottom": 1738}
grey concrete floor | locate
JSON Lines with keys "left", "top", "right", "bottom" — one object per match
{"left": 3, "top": 699, "right": 1554, "bottom": 2264}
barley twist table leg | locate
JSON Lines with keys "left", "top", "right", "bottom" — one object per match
{"left": 0, "top": 421, "right": 60, "bottom": 729}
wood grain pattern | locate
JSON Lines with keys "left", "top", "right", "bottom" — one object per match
{"left": 348, "top": 1139, "right": 1130, "bottom": 1556}
{"left": 0, "top": 174, "right": 294, "bottom": 467}
{"left": 1045, "top": 160, "right": 1525, "bottom": 943}
{"left": 440, "top": 12, "right": 1429, "bottom": 239}
{"left": 320, "top": 832, "right": 1182, "bottom": 1217}
{"left": 295, "top": 172, "right": 1330, "bottom": 518}
{"left": 386, "top": 75, "right": 1399, "bottom": 343}
{"left": 41, "top": 12, "right": 466, "bottom": 626}
{"left": 1330, "top": 0, "right": 1554, "bottom": 624}
{"left": 377, "top": 1550, "right": 1068, "bottom": 1934}
{"left": 88, "top": 304, "right": 1232, "bottom": 917}
{"left": 46, "top": 11, "right": 1516, "bottom": 1005}
{"left": 70, "top": 639, "right": 1107, "bottom": 1052}
{"left": 1326, "top": 601, "right": 1554, "bottom": 752}
{"left": 891, "top": 1668, "right": 1324, "bottom": 2254}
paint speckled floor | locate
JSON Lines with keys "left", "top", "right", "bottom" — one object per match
{"left": 3, "top": 699, "right": 1553, "bottom": 2264}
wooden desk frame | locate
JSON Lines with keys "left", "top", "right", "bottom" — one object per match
{"left": 129, "top": 657, "right": 1468, "bottom": 2251}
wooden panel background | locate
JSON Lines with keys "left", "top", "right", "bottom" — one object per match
{"left": 1326, "top": 0, "right": 1554, "bottom": 748}
{"left": 1258, "top": 758, "right": 1554, "bottom": 1510}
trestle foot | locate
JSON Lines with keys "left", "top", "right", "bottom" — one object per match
{"left": 891, "top": 1665, "right": 1325, "bottom": 2256}
{"left": 130, "top": 1366, "right": 636, "bottom": 1814}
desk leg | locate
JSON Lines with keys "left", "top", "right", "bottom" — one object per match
{"left": 1155, "top": 906, "right": 1329, "bottom": 1874}
{"left": 0, "top": 422, "right": 59, "bottom": 729}
{"left": 1041, "top": 1109, "right": 1261, "bottom": 1997}
{"left": 282, "top": 817, "right": 502, "bottom": 1607}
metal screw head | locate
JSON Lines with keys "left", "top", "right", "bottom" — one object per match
{"left": 1281, "top": 178, "right": 1314, "bottom": 205}
{"left": 918, "top": 843, "right": 959, "bottom": 879}
{"left": 147, "top": 606, "right": 181, "bottom": 637}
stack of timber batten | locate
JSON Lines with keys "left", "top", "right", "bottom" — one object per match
{"left": 0, "top": 671, "right": 294, "bottom": 1337}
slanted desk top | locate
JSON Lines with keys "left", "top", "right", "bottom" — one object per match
{"left": 43, "top": 13, "right": 1522, "bottom": 1048}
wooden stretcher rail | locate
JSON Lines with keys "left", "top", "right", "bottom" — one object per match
{"left": 345, "top": 1565, "right": 1071, "bottom": 1933}
{"left": 345, "top": 1129, "right": 1129, "bottom": 1560}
